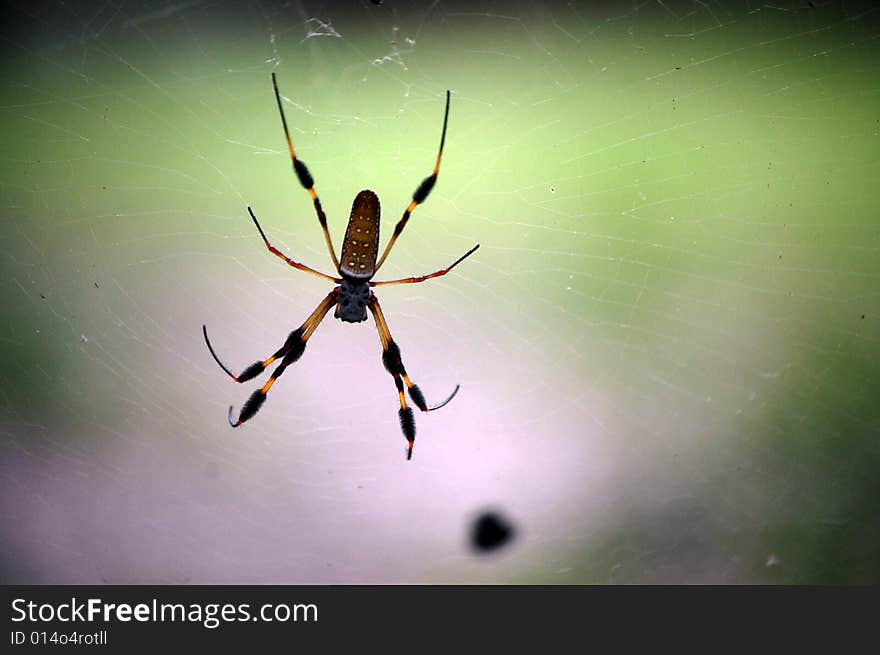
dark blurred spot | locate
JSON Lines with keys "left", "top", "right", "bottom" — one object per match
{"left": 471, "top": 512, "right": 515, "bottom": 553}
{"left": 371, "top": 0, "right": 382, "bottom": 5}
{"left": 861, "top": 314, "right": 865, "bottom": 320}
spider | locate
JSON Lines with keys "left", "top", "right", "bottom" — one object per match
{"left": 203, "top": 73, "right": 478, "bottom": 460}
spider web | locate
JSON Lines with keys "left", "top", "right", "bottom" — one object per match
{"left": 1, "top": 0, "right": 878, "bottom": 584}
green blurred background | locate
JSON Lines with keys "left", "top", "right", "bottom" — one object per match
{"left": 1, "top": 0, "right": 878, "bottom": 583}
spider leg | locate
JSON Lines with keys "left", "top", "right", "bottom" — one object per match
{"left": 203, "top": 324, "right": 301, "bottom": 383}
{"left": 248, "top": 207, "right": 340, "bottom": 283}
{"left": 367, "top": 294, "right": 459, "bottom": 460}
{"left": 217, "top": 289, "right": 337, "bottom": 427}
{"left": 374, "top": 90, "right": 451, "bottom": 273}
{"left": 272, "top": 72, "right": 340, "bottom": 270}
{"left": 371, "top": 243, "right": 479, "bottom": 287}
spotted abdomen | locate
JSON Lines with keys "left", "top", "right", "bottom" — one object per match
{"left": 339, "top": 190, "right": 380, "bottom": 279}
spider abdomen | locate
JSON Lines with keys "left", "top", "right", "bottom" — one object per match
{"left": 339, "top": 189, "right": 380, "bottom": 279}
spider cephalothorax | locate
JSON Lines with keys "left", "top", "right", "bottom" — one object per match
{"left": 203, "top": 73, "right": 478, "bottom": 460}
{"left": 335, "top": 277, "right": 371, "bottom": 323}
